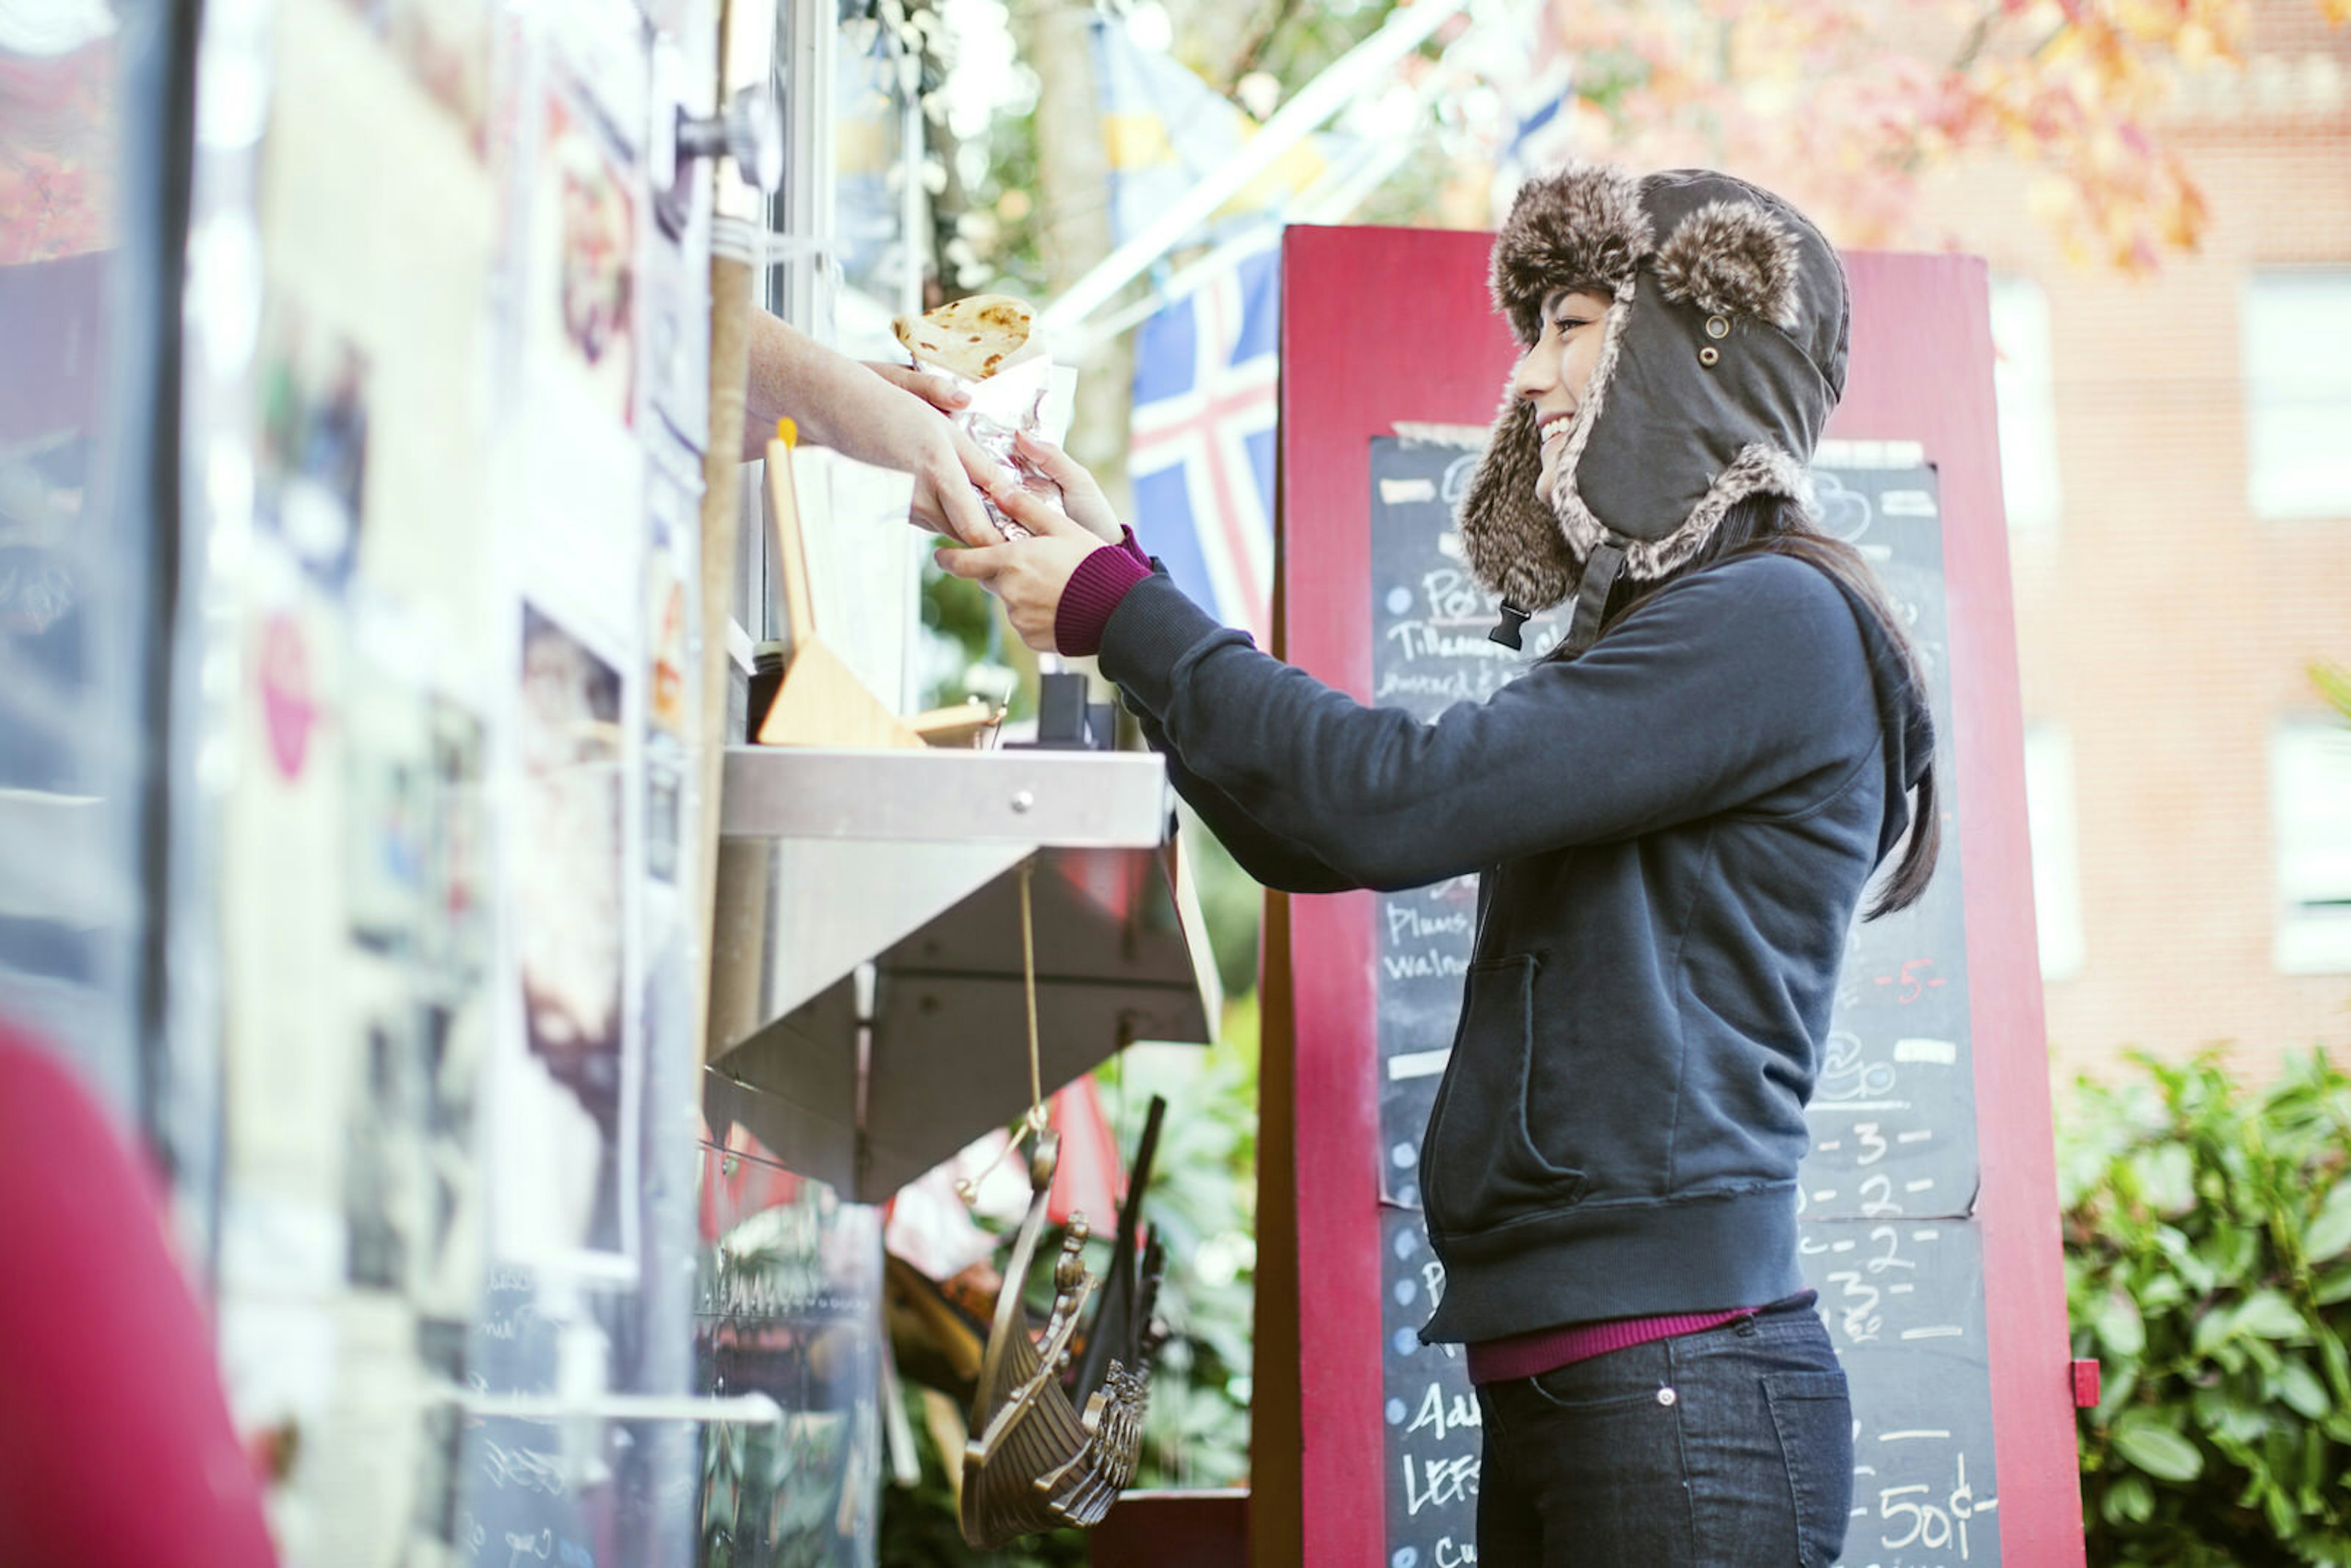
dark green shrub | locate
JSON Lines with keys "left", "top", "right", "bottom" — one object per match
{"left": 2061, "top": 1051, "right": 2351, "bottom": 1566}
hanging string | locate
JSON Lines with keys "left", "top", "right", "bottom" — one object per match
{"left": 1021, "top": 858, "right": 1042, "bottom": 1122}
{"left": 955, "top": 857, "right": 1050, "bottom": 1206}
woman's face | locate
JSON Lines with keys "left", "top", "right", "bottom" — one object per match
{"left": 1510, "top": 288, "right": 1613, "bottom": 498}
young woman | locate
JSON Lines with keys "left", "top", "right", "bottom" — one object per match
{"left": 941, "top": 163, "right": 1938, "bottom": 1568}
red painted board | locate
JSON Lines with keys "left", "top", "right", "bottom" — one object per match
{"left": 1833, "top": 251, "right": 2085, "bottom": 1566}
{"left": 1277, "top": 224, "right": 1515, "bottom": 1568}
{"left": 1089, "top": 1490, "right": 1250, "bottom": 1567}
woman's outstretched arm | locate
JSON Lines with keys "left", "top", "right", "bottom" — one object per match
{"left": 940, "top": 461, "right": 1870, "bottom": 893}
{"left": 1127, "top": 700, "right": 1360, "bottom": 895}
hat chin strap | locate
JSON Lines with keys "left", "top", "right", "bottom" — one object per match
{"left": 1563, "top": 538, "right": 1626, "bottom": 655}
{"left": 1488, "top": 535, "right": 1627, "bottom": 655}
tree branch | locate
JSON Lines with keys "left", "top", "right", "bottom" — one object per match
{"left": 1224, "top": 0, "right": 1308, "bottom": 91}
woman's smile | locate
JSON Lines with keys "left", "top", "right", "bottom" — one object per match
{"left": 1514, "top": 285, "right": 1611, "bottom": 497}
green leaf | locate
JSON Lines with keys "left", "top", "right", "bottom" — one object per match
{"left": 2113, "top": 1417, "right": 2207, "bottom": 1482}
{"left": 2308, "top": 1185, "right": 2351, "bottom": 1264}
{"left": 2206, "top": 1391, "right": 2271, "bottom": 1446}
{"left": 2104, "top": 1473, "right": 2157, "bottom": 1525}
{"left": 2097, "top": 1287, "right": 2147, "bottom": 1358}
{"left": 2265, "top": 1480, "right": 2300, "bottom": 1540}
{"left": 2206, "top": 1223, "right": 2259, "bottom": 1281}
{"left": 2139, "top": 1142, "right": 2198, "bottom": 1216}
{"left": 2316, "top": 1264, "right": 2351, "bottom": 1306}
{"left": 2238, "top": 1289, "right": 2309, "bottom": 1340}
{"left": 2281, "top": 1358, "right": 2333, "bottom": 1420}
{"left": 2098, "top": 1364, "right": 2141, "bottom": 1423}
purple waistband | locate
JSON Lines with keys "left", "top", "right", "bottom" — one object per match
{"left": 1465, "top": 1307, "right": 1756, "bottom": 1386}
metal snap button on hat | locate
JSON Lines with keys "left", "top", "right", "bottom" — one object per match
{"left": 1706, "top": 315, "right": 1730, "bottom": 339}
{"left": 1698, "top": 346, "right": 1720, "bottom": 367}
{"left": 1657, "top": 1387, "right": 1678, "bottom": 1406}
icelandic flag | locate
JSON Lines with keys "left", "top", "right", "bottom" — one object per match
{"left": 1091, "top": 17, "right": 1327, "bottom": 251}
{"left": 1128, "top": 238, "right": 1281, "bottom": 645}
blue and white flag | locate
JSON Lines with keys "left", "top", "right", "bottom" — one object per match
{"left": 1090, "top": 17, "right": 1327, "bottom": 253}
{"left": 1128, "top": 238, "right": 1280, "bottom": 644}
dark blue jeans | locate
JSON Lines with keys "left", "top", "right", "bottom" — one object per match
{"left": 1474, "top": 1302, "right": 1853, "bottom": 1566}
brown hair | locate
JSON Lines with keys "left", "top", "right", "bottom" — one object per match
{"left": 1543, "top": 493, "right": 1941, "bottom": 919}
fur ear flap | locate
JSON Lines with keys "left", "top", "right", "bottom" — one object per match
{"left": 1652, "top": 200, "right": 1803, "bottom": 329}
{"left": 1456, "top": 397, "right": 1578, "bottom": 612}
{"left": 1490, "top": 163, "right": 1654, "bottom": 345}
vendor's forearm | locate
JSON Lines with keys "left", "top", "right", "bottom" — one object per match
{"left": 742, "top": 309, "right": 847, "bottom": 457}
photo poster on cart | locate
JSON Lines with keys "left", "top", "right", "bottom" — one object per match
{"left": 1365, "top": 435, "right": 2000, "bottom": 1568}
{"left": 200, "top": 1, "right": 514, "bottom": 1561}
{"left": 453, "top": 6, "right": 714, "bottom": 1567}
{"left": 183, "top": 1, "right": 713, "bottom": 1563}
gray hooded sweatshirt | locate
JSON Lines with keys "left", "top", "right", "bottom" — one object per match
{"left": 1099, "top": 549, "right": 1927, "bottom": 1343}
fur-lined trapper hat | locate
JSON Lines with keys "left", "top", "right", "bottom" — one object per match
{"left": 1458, "top": 165, "right": 1851, "bottom": 654}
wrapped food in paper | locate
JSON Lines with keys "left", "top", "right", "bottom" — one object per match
{"left": 893, "top": 293, "right": 1076, "bottom": 539}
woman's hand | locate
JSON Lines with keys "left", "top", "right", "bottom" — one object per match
{"left": 934, "top": 478, "right": 1104, "bottom": 651}
{"left": 1011, "top": 431, "right": 1124, "bottom": 544}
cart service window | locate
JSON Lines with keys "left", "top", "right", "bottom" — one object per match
{"left": 2273, "top": 720, "right": 2351, "bottom": 974}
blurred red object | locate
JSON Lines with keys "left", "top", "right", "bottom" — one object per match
{"left": 697, "top": 1116, "right": 803, "bottom": 1242}
{"left": 0, "top": 1022, "right": 276, "bottom": 1567}
{"left": 1047, "top": 1077, "right": 1125, "bottom": 1229}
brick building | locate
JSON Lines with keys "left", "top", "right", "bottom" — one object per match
{"left": 1916, "top": 0, "right": 2351, "bottom": 1079}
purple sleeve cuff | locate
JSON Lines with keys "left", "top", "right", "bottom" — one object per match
{"left": 1117, "top": 524, "right": 1152, "bottom": 568}
{"left": 1056, "top": 543, "right": 1155, "bottom": 658}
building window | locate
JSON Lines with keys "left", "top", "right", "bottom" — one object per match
{"left": 2273, "top": 721, "right": 2351, "bottom": 974}
{"left": 1991, "top": 275, "right": 2063, "bottom": 534}
{"left": 2243, "top": 269, "right": 2351, "bottom": 520}
{"left": 2023, "top": 724, "right": 2085, "bottom": 980}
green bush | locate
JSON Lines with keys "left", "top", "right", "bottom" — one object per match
{"left": 2061, "top": 1051, "right": 2351, "bottom": 1565}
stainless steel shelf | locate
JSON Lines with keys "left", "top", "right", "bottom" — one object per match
{"left": 704, "top": 745, "right": 1218, "bottom": 1203}
{"left": 719, "top": 746, "right": 1176, "bottom": 846}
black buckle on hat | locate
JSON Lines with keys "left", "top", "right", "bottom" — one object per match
{"left": 1488, "top": 599, "right": 1532, "bottom": 650}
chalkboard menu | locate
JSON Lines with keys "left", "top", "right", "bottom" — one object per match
{"left": 1367, "top": 435, "right": 2000, "bottom": 1568}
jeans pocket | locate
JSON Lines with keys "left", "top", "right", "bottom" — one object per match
{"left": 1522, "top": 1375, "right": 1671, "bottom": 1417}
{"left": 1499, "top": 1357, "right": 1698, "bottom": 1567}
{"left": 1762, "top": 1370, "right": 1854, "bottom": 1567}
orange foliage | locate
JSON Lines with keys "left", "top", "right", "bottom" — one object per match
{"left": 1504, "top": 0, "right": 2332, "bottom": 272}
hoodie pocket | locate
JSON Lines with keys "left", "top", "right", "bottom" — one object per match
{"left": 1421, "top": 954, "right": 1587, "bottom": 1237}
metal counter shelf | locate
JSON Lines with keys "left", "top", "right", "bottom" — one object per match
{"left": 704, "top": 745, "right": 1219, "bottom": 1202}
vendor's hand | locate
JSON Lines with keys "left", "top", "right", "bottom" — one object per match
{"left": 826, "top": 375, "right": 1005, "bottom": 547}
{"left": 858, "top": 362, "right": 1014, "bottom": 545}
{"left": 909, "top": 421, "right": 1011, "bottom": 547}
{"left": 864, "top": 359, "right": 972, "bottom": 416}
{"left": 933, "top": 478, "right": 1103, "bottom": 652}
{"left": 743, "top": 314, "right": 1008, "bottom": 546}
{"left": 1011, "top": 431, "right": 1124, "bottom": 544}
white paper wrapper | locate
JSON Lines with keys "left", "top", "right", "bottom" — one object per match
{"left": 912, "top": 350, "right": 1078, "bottom": 539}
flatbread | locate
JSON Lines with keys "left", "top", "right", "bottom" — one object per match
{"left": 892, "top": 293, "right": 1037, "bottom": 381}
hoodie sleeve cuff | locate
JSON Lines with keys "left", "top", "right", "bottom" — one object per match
{"left": 1117, "top": 524, "right": 1152, "bottom": 568}
{"left": 1054, "top": 544, "right": 1156, "bottom": 658}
